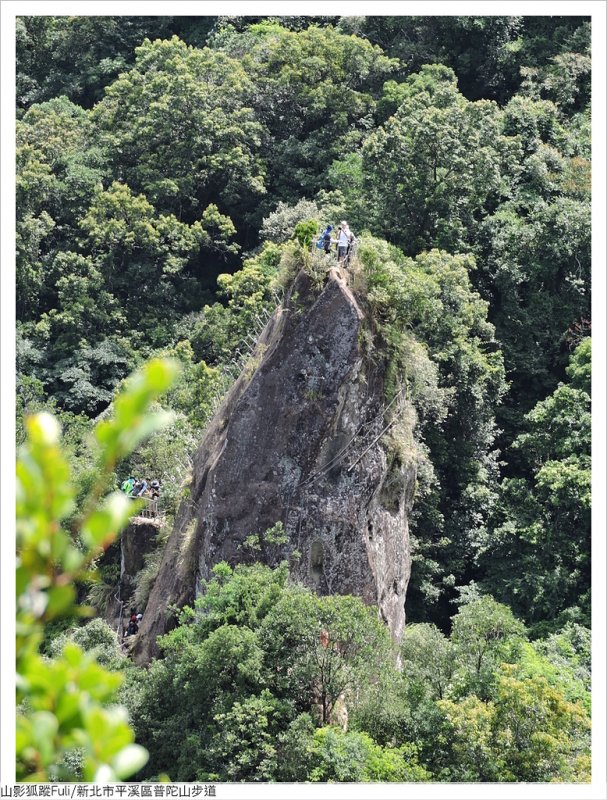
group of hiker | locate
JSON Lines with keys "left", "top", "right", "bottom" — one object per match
{"left": 120, "top": 476, "right": 161, "bottom": 500}
{"left": 124, "top": 611, "right": 142, "bottom": 638}
{"left": 316, "top": 220, "right": 356, "bottom": 265}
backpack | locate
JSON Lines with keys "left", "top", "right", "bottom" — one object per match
{"left": 316, "top": 236, "right": 325, "bottom": 250}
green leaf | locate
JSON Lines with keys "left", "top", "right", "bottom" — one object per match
{"left": 30, "top": 711, "right": 59, "bottom": 765}
{"left": 80, "top": 492, "right": 133, "bottom": 550}
{"left": 111, "top": 744, "right": 149, "bottom": 780}
{"left": 46, "top": 585, "right": 76, "bottom": 618}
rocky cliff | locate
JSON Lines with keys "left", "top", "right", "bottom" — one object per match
{"left": 133, "top": 266, "right": 417, "bottom": 664}
{"left": 101, "top": 518, "right": 160, "bottom": 634}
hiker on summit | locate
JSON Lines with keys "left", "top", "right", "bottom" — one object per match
{"left": 316, "top": 224, "right": 335, "bottom": 255}
{"left": 121, "top": 476, "right": 136, "bottom": 495}
{"left": 337, "top": 221, "right": 355, "bottom": 265}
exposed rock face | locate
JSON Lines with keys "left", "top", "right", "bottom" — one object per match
{"left": 133, "top": 268, "right": 416, "bottom": 664}
{"left": 119, "top": 518, "right": 161, "bottom": 606}
{"left": 101, "top": 518, "right": 160, "bottom": 633}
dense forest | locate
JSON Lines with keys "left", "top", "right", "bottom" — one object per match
{"left": 15, "top": 15, "right": 592, "bottom": 783}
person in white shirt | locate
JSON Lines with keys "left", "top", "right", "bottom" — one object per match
{"left": 337, "top": 221, "right": 352, "bottom": 264}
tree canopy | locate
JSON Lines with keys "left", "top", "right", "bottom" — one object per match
{"left": 14, "top": 13, "right": 592, "bottom": 784}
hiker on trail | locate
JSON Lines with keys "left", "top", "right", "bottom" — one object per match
{"left": 121, "top": 476, "right": 136, "bottom": 495}
{"left": 150, "top": 479, "right": 161, "bottom": 500}
{"left": 337, "top": 221, "right": 355, "bottom": 265}
{"left": 321, "top": 224, "right": 334, "bottom": 254}
{"left": 126, "top": 618, "right": 138, "bottom": 636}
{"left": 345, "top": 224, "right": 356, "bottom": 264}
{"left": 137, "top": 478, "right": 149, "bottom": 497}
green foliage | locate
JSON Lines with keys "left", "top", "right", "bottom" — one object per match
{"left": 181, "top": 561, "right": 290, "bottom": 640}
{"left": 514, "top": 638, "right": 590, "bottom": 713}
{"left": 450, "top": 596, "right": 526, "bottom": 699}
{"left": 92, "top": 36, "right": 265, "bottom": 218}
{"left": 361, "top": 61, "right": 590, "bottom": 457}
{"left": 130, "top": 624, "right": 270, "bottom": 780}
{"left": 293, "top": 219, "right": 319, "bottom": 249}
{"left": 93, "top": 360, "right": 178, "bottom": 476}
{"left": 346, "top": 16, "right": 589, "bottom": 106}
{"left": 481, "top": 340, "right": 591, "bottom": 631}
{"left": 16, "top": 16, "right": 590, "bottom": 444}
{"left": 534, "top": 623, "right": 591, "bottom": 700}
{"left": 15, "top": 87, "right": 241, "bottom": 414}
{"left": 469, "top": 90, "right": 590, "bottom": 444}
{"left": 48, "top": 619, "right": 125, "bottom": 671}
{"left": 566, "top": 336, "right": 591, "bottom": 392}
{"left": 241, "top": 522, "right": 290, "bottom": 566}
{"left": 350, "top": 593, "right": 590, "bottom": 782}
{"left": 349, "top": 667, "right": 421, "bottom": 749}
{"left": 77, "top": 181, "right": 238, "bottom": 343}
{"left": 126, "top": 571, "right": 589, "bottom": 784}
{"left": 38, "top": 253, "right": 125, "bottom": 351}
{"left": 489, "top": 666, "right": 590, "bottom": 781}
{"left": 363, "top": 65, "right": 518, "bottom": 254}
{"left": 19, "top": 16, "right": 590, "bottom": 116}
{"left": 14, "top": 15, "right": 593, "bottom": 784}
{"left": 188, "top": 242, "right": 282, "bottom": 366}
{"left": 204, "top": 690, "right": 289, "bottom": 781}
{"left": 16, "top": 17, "right": 200, "bottom": 108}
{"left": 400, "top": 624, "right": 454, "bottom": 700}
{"left": 216, "top": 22, "right": 395, "bottom": 209}
{"left": 434, "top": 694, "right": 500, "bottom": 780}
{"left": 434, "top": 668, "right": 590, "bottom": 782}
{"left": 326, "top": 153, "right": 368, "bottom": 231}
{"left": 16, "top": 358, "right": 178, "bottom": 780}
{"left": 521, "top": 50, "right": 591, "bottom": 111}
{"left": 16, "top": 373, "right": 53, "bottom": 445}
{"left": 129, "top": 563, "right": 394, "bottom": 780}
{"left": 85, "top": 580, "right": 119, "bottom": 618}
{"left": 132, "top": 532, "right": 169, "bottom": 615}
{"left": 260, "top": 199, "right": 321, "bottom": 244}
{"left": 81, "top": 182, "right": 238, "bottom": 261}
{"left": 358, "top": 238, "right": 506, "bottom": 618}
{"left": 17, "top": 645, "right": 147, "bottom": 783}
{"left": 477, "top": 197, "right": 590, "bottom": 424}
{"left": 121, "top": 389, "right": 203, "bottom": 518}
{"left": 258, "top": 589, "right": 393, "bottom": 724}
{"left": 43, "top": 338, "right": 135, "bottom": 416}
{"left": 16, "top": 96, "right": 104, "bottom": 322}
{"left": 302, "top": 726, "right": 430, "bottom": 782}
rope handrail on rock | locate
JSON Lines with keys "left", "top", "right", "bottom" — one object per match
{"left": 128, "top": 496, "right": 161, "bottom": 519}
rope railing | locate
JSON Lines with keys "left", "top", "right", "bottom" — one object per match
{"left": 127, "top": 495, "right": 162, "bottom": 519}
{"left": 114, "top": 589, "right": 123, "bottom": 644}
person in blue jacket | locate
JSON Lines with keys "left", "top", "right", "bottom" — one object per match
{"left": 317, "top": 224, "right": 334, "bottom": 254}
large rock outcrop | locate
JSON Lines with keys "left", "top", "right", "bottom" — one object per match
{"left": 133, "top": 267, "right": 416, "bottom": 664}
{"left": 119, "top": 518, "right": 161, "bottom": 605}
{"left": 101, "top": 517, "right": 160, "bottom": 634}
